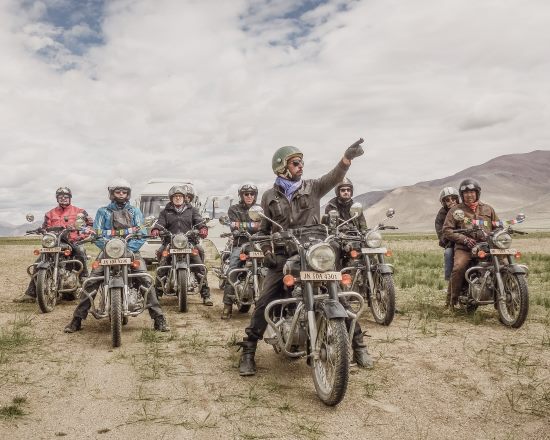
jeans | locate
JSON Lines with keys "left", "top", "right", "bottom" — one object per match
{"left": 223, "top": 247, "right": 243, "bottom": 305}
{"left": 444, "top": 247, "right": 455, "bottom": 281}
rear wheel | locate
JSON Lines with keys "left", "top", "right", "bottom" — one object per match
{"left": 311, "top": 312, "right": 349, "bottom": 406}
{"left": 177, "top": 270, "right": 188, "bottom": 313}
{"left": 110, "top": 287, "right": 123, "bottom": 347}
{"left": 497, "top": 273, "right": 529, "bottom": 328}
{"left": 370, "top": 272, "right": 396, "bottom": 326}
{"left": 36, "top": 268, "right": 57, "bottom": 313}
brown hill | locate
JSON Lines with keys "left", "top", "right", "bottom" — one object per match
{"left": 361, "top": 150, "right": 550, "bottom": 231}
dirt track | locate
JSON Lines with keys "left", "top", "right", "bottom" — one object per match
{"left": 1, "top": 240, "right": 549, "bottom": 439}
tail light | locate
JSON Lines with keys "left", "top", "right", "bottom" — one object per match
{"left": 385, "top": 249, "right": 393, "bottom": 257}
{"left": 239, "top": 253, "right": 248, "bottom": 261}
{"left": 350, "top": 250, "right": 359, "bottom": 259}
{"left": 341, "top": 273, "right": 352, "bottom": 287}
{"left": 131, "top": 260, "right": 141, "bottom": 269}
{"left": 283, "top": 275, "right": 295, "bottom": 287}
{"left": 477, "top": 250, "right": 487, "bottom": 259}
{"left": 514, "top": 251, "right": 521, "bottom": 260}
{"left": 64, "top": 249, "right": 72, "bottom": 256}
{"left": 33, "top": 249, "right": 40, "bottom": 256}
{"left": 92, "top": 261, "right": 100, "bottom": 270}
{"left": 162, "top": 250, "right": 169, "bottom": 257}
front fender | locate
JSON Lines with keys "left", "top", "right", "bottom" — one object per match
{"left": 316, "top": 298, "right": 348, "bottom": 319}
{"left": 376, "top": 264, "right": 394, "bottom": 275}
{"left": 502, "top": 264, "right": 528, "bottom": 275}
{"left": 108, "top": 276, "right": 125, "bottom": 288}
{"left": 175, "top": 261, "right": 189, "bottom": 270}
{"left": 36, "top": 261, "right": 53, "bottom": 271}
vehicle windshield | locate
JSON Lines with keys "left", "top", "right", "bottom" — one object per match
{"left": 140, "top": 195, "right": 170, "bottom": 218}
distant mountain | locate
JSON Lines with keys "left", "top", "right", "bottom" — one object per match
{"left": 360, "top": 150, "right": 550, "bottom": 231}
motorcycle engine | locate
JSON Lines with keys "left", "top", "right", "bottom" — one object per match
{"left": 281, "top": 318, "right": 307, "bottom": 347}
{"left": 469, "top": 272, "right": 493, "bottom": 302}
{"left": 127, "top": 287, "right": 143, "bottom": 312}
{"left": 61, "top": 269, "right": 78, "bottom": 290}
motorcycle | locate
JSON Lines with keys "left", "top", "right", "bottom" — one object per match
{"left": 213, "top": 216, "right": 266, "bottom": 314}
{"left": 248, "top": 206, "right": 366, "bottom": 406}
{"left": 79, "top": 232, "right": 154, "bottom": 347}
{"left": 328, "top": 205, "right": 398, "bottom": 326}
{"left": 151, "top": 221, "right": 208, "bottom": 313}
{"left": 25, "top": 214, "right": 87, "bottom": 313}
{"left": 451, "top": 210, "right": 529, "bottom": 328}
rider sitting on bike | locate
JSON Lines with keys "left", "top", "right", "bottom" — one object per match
{"left": 435, "top": 186, "right": 460, "bottom": 305}
{"left": 15, "top": 187, "right": 93, "bottom": 303}
{"left": 324, "top": 178, "right": 367, "bottom": 231}
{"left": 238, "top": 140, "right": 373, "bottom": 376}
{"left": 151, "top": 185, "right": 212, "bottom": 306}
{"left": 221, "top": 183, "right": 261, "bottom": 319}
{"left": 442, "top": 178, "right": 499, "bottom": 308}
{"left": 64, "top": 179, "right": 169, "bottom": 333}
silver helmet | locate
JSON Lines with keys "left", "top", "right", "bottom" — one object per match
{"left": 108, "top": 178, "right": 132, "bottom": 201}
{"left": 439, "top": 186, "right": 460, "bottom": 206}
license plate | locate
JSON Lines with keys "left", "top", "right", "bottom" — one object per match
{"left": 490, "top": 249, "right": 517, "bottom": 255}
{"left": 300, "top": 271, "right": 342, "bottom": 281}
{"left": 361, "top": 247, "right": 387, "bottom": 254}
{"left": 41, "top": 247, "right": 61, "bottom": 253}
{"left": 170, "top": 249, "right": 192, "bottom": 254}
{"left": 100, "top": 258, "right": 132, "bottom": 265}
{"left": 249, "top": 251, "right": 264, "bottom": 258}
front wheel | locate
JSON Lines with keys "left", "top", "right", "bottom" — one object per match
{"left": 110, "top": 287, "right": 123, "bottom": 347}
{"left": 370, "top": 272, "right": 396, "bottom": 326}
{"left": 36, "top": 268, "right": 57, "bottom": 313}
{"left": 311, "top": 314, "right": 349, "bottom": 406}
{"left": 177, "top": 270, "right": 188, "bottom": 313}
{"left": 497, "top": 273, "right": 529, "bottom": 328}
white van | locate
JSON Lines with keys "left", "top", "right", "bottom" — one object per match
{"left": 136, "top": 178, "right": 203, "bottom": 264}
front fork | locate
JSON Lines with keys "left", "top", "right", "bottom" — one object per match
{"left": 493, "top": 255, "right": 514, "bottom": 302}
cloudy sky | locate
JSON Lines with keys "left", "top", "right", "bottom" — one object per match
{"left": 1, "top": 0, "right": 549, "bottom": 224}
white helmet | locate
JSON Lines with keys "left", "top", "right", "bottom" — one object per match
{"left": 439, "top": 186, "right": 460, "bottom": 206}
{"left": 108, "top": 178, "right": 132, "bottom": 201}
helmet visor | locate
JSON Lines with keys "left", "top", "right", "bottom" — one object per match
{"left": 460, "top": 183, "right": 478, "bottom": 191}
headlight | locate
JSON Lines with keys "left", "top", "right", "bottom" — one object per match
{"left": 493, "top": 230, "right": 512, "bottom": 249}
{"left": 365, "top": 231, "right": 382, "bottom": 248}
{"left": 41, "top": 233, "right": 57, "bottom": 248}
{"left": 173, "top": 233, "right": 189, "bottom": 249}
{"left": 105, "top": 238, "right": 126, "bottom": 258}
{"left": 306, "top": 243, "right": 336, "bottom": 272}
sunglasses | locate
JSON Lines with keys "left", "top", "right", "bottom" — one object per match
{"left": 290, "top": 159, "right": 304, "bottom": 167}
{"left": 340, "top": 188, "right": 352, "bottom": 193}
{"left": 172, "top": 194, "right": 184, "bottom": 198}
{"left": 114, "top": 189, "right": 128, "bottom": 194}
{"left": 242, "top": 192, "right": 255, "bottom": 197}
{"left": 443, "top": 196, "right": 458, "bottom": 203}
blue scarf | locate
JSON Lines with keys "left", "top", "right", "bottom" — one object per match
{"left": 275, "top": 176, "right": 302, "bottom": 201}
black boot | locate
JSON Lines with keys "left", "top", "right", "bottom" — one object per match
{"left": 238, "top": 339, "right": 257, "bottom": 376}
{"left": 201, "top": 285, "right": 213, "bottom": 306}
{"left": 352, "top": 333, "right": 374, "bottom": 369}
{"left": 153, "top": 316, "right": 170, "bottom": 332}
{"left": 64, "top": 317, "right": 82, "bottom": 333}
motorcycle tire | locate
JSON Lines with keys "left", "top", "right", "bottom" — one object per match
{"left": 311, "top": 313, "right": 349, "bottom": 406}
{"left": 497, "top": 273, "right": 529, "bottom": 328}
{"left": 36, "top": 268, "right": 57, "bottom": 313}
{"left": 370, "top": 272, "right": 396, "bottom": 326}
{"left": 177, "top": 269, "right": 188, "bottom": 313}
{"left": 110, "top": 287, "right": 123, "bottom": 348}
{"left": 238, "top": 304, "right": 251, "bottom": 313}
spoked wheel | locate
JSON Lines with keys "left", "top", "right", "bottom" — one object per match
{"left": 497, "top": 273, "right": 529, "bottom": 328}
{"left": 36, "top": 268, "right": 57, "bottom": 313}
{"left": 177, "top": 270, "right": 188, "bottom": 313}
{"left": 110, "top": 287, "right": 123, "bottom": 347}
{"left": 311, "top": 312, "right": 349, "bottom": 406}
{"left": 370, "top": 272, "right": 396, "bottom": 326}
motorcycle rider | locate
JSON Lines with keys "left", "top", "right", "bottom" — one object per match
{"left": 442, "top": 178, "right": 499, "bottom": 308}
{"left": 15, "top": 187, "right": 92, "bottom": 303}
{"left": 238, "top": 139, "right": 372, "bottom": 376}
{"left": 64, "top": 179, "right": 169, "bottom": 332}
{"left": 435, "top": 187, "right": 460, "bottom": 305}
{"left": 151, "top": 185, "right": 212, "bottom": 306}
{"left": 324, "top": 178, "right": 367, "bottom": 231}
{"left": 221, "top": 183, "right": 261, "bottom": 319}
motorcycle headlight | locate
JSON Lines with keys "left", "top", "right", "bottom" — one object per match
{"left": 493, "top": 230, "right": 512, "bottom": 249}
{"left": 105, "top": 238, "right": 126, "bottom": 258}
{"left": 365, "top": 231, "right": 382, "bottom": 248}
{"left": 306, "top": 243, "right": 336, "bottom": 272}
{"left": 41, "top": 233, "right": 57, "bottom": 248}
{"left": 173, "top": 233, "right": 189, "bottom": 249}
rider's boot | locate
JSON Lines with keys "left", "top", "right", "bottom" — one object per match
{"left": 13, "top": 282, "right": 37, "bottom": 303}
{"left": 352, "top": 333, "right": 374, "bottom": 369}
{"left": 221, "top": 303, "right": 233, "bottom": 320}
{"left": 201, "top": 285, "right": 213, "bottom": 306}
{"left": 153, "top": 315, "right": 170, "bottom": 332}
{"left": 238, "top": 338, "right": 257, "bottom": 376}
{"left": 64, "top": 317, "right": 82, "bottom": 333}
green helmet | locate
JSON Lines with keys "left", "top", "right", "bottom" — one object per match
{"left": 272, "top": 146, "right": 303, "bottom": 175}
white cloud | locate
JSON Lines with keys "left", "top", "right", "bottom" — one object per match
{"left": 0, "top": 0, "right": 549, "bottom": 225}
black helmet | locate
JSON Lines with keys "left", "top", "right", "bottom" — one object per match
{"left": 56, "top": 187, "right": 72, "bottom": 198}
{"left": 238, "top": 183, "right": 258, "bottom": 203}
{"left": 335, "top": 177, "right": 353, "bottom": 197}
{"left": 458, "top": 178, "right": 481, "bottom": 201}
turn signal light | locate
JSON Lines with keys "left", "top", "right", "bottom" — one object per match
{"left": 162, "top": 250, "right": 169, "bottom": 257}
{"left": 192, "top": 248, "right": 199, "bottom": 256}
{"left": 131, "top": 260, "right": 141, "bottom": 269}
{"left": 477, "top": 250, "right": 487, "bottom": 259}
{"left": 283, "top": 275, "right": 295, "bottom": 287}
{"left": 514, "top": 251, "right": 521, "bottom": 260}
{"left": 33, "top": 249, "right": 40, "bottom": 256}
{"left": 92, "top": 261, "right": 100, "bottom": 270}
{"left": 385, "top": 249, "right": 393, "bottom": 257}
{"left": 350, "top": 250, "right": 359, "bottom": 259}
{"left": 64, "top": 249, "right": 72, "bottom": 256}
{"left": 341, "top": 273, "right": 352, "bottom": 286}
{"left": 239, "top": 253, "right": 248, "bottom": 261}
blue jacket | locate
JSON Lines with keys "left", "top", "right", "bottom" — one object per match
{"left": 93, "top": 202, "right": 146, "bottom": 253}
